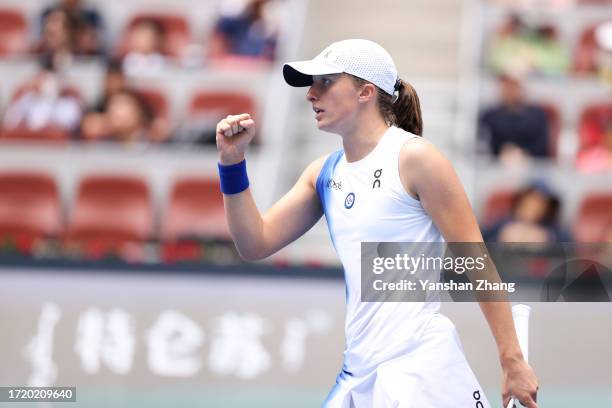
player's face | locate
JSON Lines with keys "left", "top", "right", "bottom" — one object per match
{"left": 306, "top": 74, "right": 361, "bottom": 134}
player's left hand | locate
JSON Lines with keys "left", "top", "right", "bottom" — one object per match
{"left": 502, "top": 358, "right": 539, "bottom": 407}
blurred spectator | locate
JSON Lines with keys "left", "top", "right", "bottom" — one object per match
{"left": 484, "top": 182, "right": 571, "bottom": 243}
{"left": 106, "top": 91, "right": 150, "bottom": 143}
{"left": 95, "top": 60, "right": 126, "bottom": 111}
{"left": 594, "top": 21, "right": 612, "bottom": 84}
{"left": 209, "top": 0, "right": 281, "bottom": 60}
{"left": 35, "top": 7, "right": 76, "bottom": 66}
{"left": 487, "top": 14, "right": 569, "bottom": 76}
{"left": 478, "top": 73, "right": 550, "bottom": 162}
{"left": 40, "top": 0, "right": 105, "bottom": 57}
{"left": 80, "top": 88, "right": 172, "bottom": 144}
{"left": 80, "top": 60, "right": 172, "bottom": 143}
{"left": 122, "top": 19, "right": 167, "bottom": 77}
{"left": 2, "top": 55, "right": 82, "bottom": 134}
{"left": 81, "top": 89, "right": 152, "bottom": 143}
{"left": 80, "top": 60, "right": 126, "bottom": 140}
{"left": 576, "top": 123, "right": 612, "bottom": 173}
{"left": 80, "top": 90, "right": 149, "bottom": 143}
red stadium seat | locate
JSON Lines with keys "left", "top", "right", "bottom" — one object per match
{"left": 574, "top": 193, "right": 612, "bottom": 242}
{"left": 66, "top": 175, "right": 153, "bottom": 246}
{"left": 0, "top": 172, "right": 62, "bottom": 240}
{"left": 190, "top": 90, "right": 256, "bottom": 118}
{"left": 121, "top": 12, "right": 191, "bottom": 58}
{"left": 578, "top": 102, "right": 612, "bottom": 151}
{"left": 482, "top": 189, "right": 516, "bottom": 227}
{"left": 0, "top": 9, "right": 28, "bottom": 57}
{"left": 189, "top": 90, "right": 258, "bottom": 142}
{"left": 161, "top": 177, "right": 229, "bottom": 241}
{"left": 0, "top": 127, "right": 71, "bottom": 142}
{"left": 133, "top": 87, "right": 169, "bottom": 120}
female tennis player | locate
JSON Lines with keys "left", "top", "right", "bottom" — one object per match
{"left": 215, "top": 39, "right": 538, "bottom": 407}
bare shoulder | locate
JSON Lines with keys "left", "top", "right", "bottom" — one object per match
{"left": 398, "top": 137, "right": 455, "bottom": 197}
{"left": 300, "top": 153, "right": 331, "bottom": 189}
{"left": 399, "top": 137, "right": 449, "bottom": 168}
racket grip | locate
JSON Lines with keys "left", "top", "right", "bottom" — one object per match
{"left": 512, "top": 304, "right": 531, "bottom": 362}
{"left": 506, "top": 304, "right": 532, "bottom": 408}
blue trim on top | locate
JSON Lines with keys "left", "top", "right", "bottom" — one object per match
{"left": 315, "top": 150, "right": 343, "bottom": 210}
{"left": 316, "top": 150, "right": 348, "bottom": 306}
{"left": 315, "top": 150, "right": 343, "bottom": 250}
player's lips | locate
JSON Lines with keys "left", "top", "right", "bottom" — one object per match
{"left": 313, "top": 106, "right": 324, "bottom": 119}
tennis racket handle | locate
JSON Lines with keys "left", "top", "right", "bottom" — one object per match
{"left": 507, "top": 304, "right": 532, "bottom": 408}
{"left": 512, "top": 304, "right": 531, "bottom": 363}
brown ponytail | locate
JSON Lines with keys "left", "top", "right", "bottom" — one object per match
{"left": 350, "top": 75, "right": 423, "bottom": 136}
{"left": 390, "top": 80, "right": 423, "bottom": 136}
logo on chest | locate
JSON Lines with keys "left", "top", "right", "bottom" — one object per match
{"left": 344, "top": 192, "right": 355, "bottom": 209}
{"left": 326, "top": 178, "right": 343, "bottom": 190}
{"left": 372, "top": 169, "right": 383, "bottom": 189}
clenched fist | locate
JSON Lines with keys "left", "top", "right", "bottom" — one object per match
{"left": 216, "top": 113, "right": 256, "bottom": 165}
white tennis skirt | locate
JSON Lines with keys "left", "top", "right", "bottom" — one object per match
{"left": 322, "top": 313, "right": 491, "bottom": 408}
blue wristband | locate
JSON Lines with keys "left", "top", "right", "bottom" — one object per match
{"left": 218, "top": 159, "right": 249, "bottom": 194}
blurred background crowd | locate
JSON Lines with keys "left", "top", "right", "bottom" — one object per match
{"left": 0, "top": 0, "right": 610, "bottom": 267}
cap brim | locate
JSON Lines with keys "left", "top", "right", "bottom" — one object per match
{"left": 283, "top": 60, "right": 343, "bottom": 87}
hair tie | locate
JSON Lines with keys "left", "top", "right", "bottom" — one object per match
{"left": 394, "top": 78, "right": 402, "bottom": 91}
{"left": 392, "top": 78, "right": 402, "bottom": 103}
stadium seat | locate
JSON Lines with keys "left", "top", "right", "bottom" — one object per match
{"left": 0, "top": 127, "right": 71, "bottom": 142}
{"left": 66, "top": 175, "right": 153, "bottom": 246}
{"left": 188, "top": 90, "right": 257, "bottom": 143}
{"left": 161, "top": 177, "right": 229, "bottom": 241}
{"left": 133, "top": 87, "right": 169, "bottom": 120}
{"left": 481, "top": 189, "right": 516, "bottom": 227}
{"left": 0, "top": 9, "right": 28, "bottom": 57}
{"left": 574, "top": 193, "right": 612, "bottom": 242}
{"left": 121, "top": 12, "right": 191, "bottom": 58}
{"left": 578, "top": 102, "right": 612, "bottom": 151}
{"left": 0, "top": 172, "right": 62, "bottom": 240}
{"left": 190, "top": 90, "right": 256, "bottom": 118}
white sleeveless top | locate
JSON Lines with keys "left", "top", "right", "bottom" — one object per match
{"left": 316, "top": 126, "right": 445, "bottom": 375}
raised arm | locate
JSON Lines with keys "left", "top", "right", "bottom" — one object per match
{"left": 216, "top": 113, "right": 326, "bottom": 261}
{"left": 399, "top": 138, "right": 539, "bottom": 408}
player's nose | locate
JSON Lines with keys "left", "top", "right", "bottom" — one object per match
{"left": 306, "top": 86, "right": 319, "bottom": 102}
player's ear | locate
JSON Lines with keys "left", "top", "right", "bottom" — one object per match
{"left": 358, "top": 83, "right": 376, "bottom": 103}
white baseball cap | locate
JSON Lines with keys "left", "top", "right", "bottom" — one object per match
{"left": 283, "top": 39, "right": 399, "bottom": 96}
